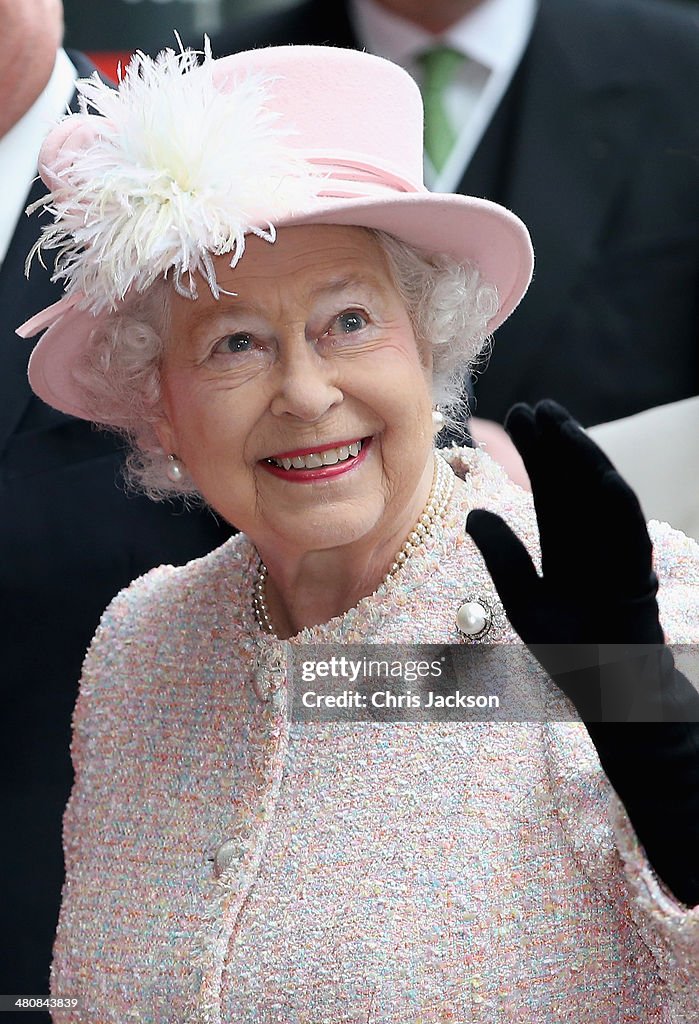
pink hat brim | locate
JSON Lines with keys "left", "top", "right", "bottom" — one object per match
{"left": 22, "top": 192, "right": 533, "bottom": 421}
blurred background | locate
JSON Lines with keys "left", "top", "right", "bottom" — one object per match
{"left": 64, "top": 0, "right": 287, "bottom": 43}
{"left": 63, "top": 0, "right": 698, "bottom": 81}
{"left": 63, "top": 0, "right": 290, "bottom": 77}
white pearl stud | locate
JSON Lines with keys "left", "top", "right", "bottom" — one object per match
{"left": 456, "top": 600, "right": 491, "bottom": 637}
{"left": 432, "top": 407, "right": 445, "bottom": 432}
{"left": 166, "top": 454, "right": 184, "bottom": 483}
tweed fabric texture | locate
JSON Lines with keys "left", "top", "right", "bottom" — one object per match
{"left": 50, "top": 448, "right": 699, "bottom": 1022}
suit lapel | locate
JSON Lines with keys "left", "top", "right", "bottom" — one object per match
{"left": 462, "top": 0, "right": 647, "bottom": 414}
{"left": 0, "top": 174, "right": 68, "bottom": 453}
{"left": 458, "top": 65, "right": 524, "bottom": 203}
{"left": 0, "top": 53, "right": 104, "bottom": 455}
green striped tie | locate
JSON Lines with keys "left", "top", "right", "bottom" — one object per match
{"left": 417, "top": 46, "right": 464, "bottom": 173}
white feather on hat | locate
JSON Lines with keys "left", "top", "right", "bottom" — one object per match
{"left": 27, "top": 39, "right": 321, "bottom": 314}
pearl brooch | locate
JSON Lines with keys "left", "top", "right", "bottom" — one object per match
{"left": 456, "top": 600, "right": 491, "bottom": 638}
{"left": 253, "top": 451, "right": 455, "bottom": 636}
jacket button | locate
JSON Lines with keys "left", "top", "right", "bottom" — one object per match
{"left": 213, "top": 838, "right": 244, "bottom": 878}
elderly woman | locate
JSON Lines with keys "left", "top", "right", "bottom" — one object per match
{"left": 19, "top": 43, "right": 699, "bottom": 1023}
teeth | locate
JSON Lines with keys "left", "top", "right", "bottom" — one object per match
{"left": 269, "top": 440, "right": 363, "bottom": 470}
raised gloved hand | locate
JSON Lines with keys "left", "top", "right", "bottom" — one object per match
{"left": 466, "top": 400, "right": 679, "bottom": 718}
{"left": 465, "top": 401, "right": 663, "bottom": 645}
{"left": 466, "top": 400, "right": 699, "bottom": 906}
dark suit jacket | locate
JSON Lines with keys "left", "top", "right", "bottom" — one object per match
{"left": 0, "top": 52, "right": 231, "bottom": 1003}
{"left": 210, "top": 0, "right": 699, "bottom": 425}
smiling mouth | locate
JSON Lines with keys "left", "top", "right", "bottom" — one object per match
{"left": 264, "top": 439, "right": 365, "bottom": 471}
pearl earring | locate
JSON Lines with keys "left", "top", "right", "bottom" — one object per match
{"left": 166, "top": 454, "right": 185, "bottom": 483}
{"left": 432, "top": 407, "right": 445, "bottom": 432}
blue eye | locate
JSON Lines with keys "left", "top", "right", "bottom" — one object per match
{"left": 335, "top": 311, "right": 367, "bottom": 334}
{"left": 216, "top": 333, "right": 253, "bottom": 354}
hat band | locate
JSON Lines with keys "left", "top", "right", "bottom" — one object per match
{"left": 309, "top": 157, "right": 426, "bottom": 200}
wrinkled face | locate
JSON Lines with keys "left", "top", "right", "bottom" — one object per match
{"left": 155, "top": 225, "right": 435, "bottom": 558}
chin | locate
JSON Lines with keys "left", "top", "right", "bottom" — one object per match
{"left": 276, "top": 507, "right": 385, "bottom": 554}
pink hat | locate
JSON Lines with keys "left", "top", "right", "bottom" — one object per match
{"left": 18, "top": 42, "right": 534, "bottom": 421}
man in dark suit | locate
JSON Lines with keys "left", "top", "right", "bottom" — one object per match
{"left": 210, "top": 0, "right": 699, "bottom": 428}
{"left": 0, "top": 1, "right": 230, "bottom": 1004}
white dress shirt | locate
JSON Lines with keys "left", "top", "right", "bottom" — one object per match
{"left": 0, "top": 48, "right": 77, "bottom": 269}
{"left": 349, "top": 0, "right": 537, "bottom": 192}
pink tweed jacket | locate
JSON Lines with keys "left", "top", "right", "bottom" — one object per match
{"left": 50, "top": 449, "right": 699, "bottom": 1023}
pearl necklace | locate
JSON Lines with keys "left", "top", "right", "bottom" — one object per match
{"left": 253, "top": 452, "right": 454, "bottom": 637}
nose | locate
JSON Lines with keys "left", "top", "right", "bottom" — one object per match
{"left": 268, "top": 335, "right": 343, "bottom": 422}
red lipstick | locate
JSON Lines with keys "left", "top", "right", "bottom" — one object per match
{"left": 260, "top": 437, "right": 372, "bottom": 483}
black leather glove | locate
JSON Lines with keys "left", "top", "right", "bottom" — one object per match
{"left": 466, "top": 400, "right": 699, "bottom": 906}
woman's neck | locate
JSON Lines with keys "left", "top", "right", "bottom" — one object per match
{"left": 262, "top": 544, "right": 400, "bottom": 638}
